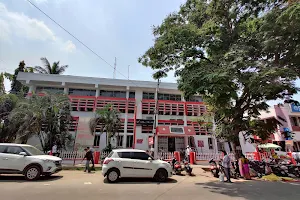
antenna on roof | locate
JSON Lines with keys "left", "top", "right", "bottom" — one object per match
{"left": 113, "top": 57, "right": 116, "bottom": 79}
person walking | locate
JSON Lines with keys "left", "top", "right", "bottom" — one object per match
{"left": 239, "top": 154, "right": 251, "bottom": 180}
{"left": 87, "top": 147, "right": 95, "bottom": 170}
{"left": 52, "top": 143, "right": 58, "bottom": 157}
{"left": 185, "top": 145, "right": 192, "bottom": 163}
{"left": 82, "top": 148, "right": 93, "bottom": 173}
{"left": 222, "top": 150, "right": 232, "bottom": 183}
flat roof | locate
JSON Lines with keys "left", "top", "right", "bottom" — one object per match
{"left": 17, "top": 72, "right": 179, "bottom": 90}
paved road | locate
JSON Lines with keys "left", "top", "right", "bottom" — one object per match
{"left": 0, "top": 170, "right": 299, "bottom": 200}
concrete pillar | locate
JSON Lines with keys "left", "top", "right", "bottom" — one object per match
{"left": 95, "top": 84, "right": 100, "bottom": 97}
{"left": 154, "top": 135, "right": 158, "bottom": 159}
{"left": 28, "top": 85, "right": 35, "bottom": 93}
{"left": 123, "top": 86, "right": 130, "bottom": 148}
{"left": 64, "top": 87, "right": 69, "bottom": 95}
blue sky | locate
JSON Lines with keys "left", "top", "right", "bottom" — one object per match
{"left": 0, "top": 0, "right": 299, "bottom": 105}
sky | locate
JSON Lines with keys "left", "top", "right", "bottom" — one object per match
{"left": 0, "top": 0, "right": 299, "bottom": 106}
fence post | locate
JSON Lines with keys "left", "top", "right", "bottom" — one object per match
{"left": 174, "top": 151, "right": 180, "bottom": 162}
{"left": 189, "top": 152, "right": 196, "bottom": 164}
{"left": 94, "top": 151, "right": 100, "bottom": 164}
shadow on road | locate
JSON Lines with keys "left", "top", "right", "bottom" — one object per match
{"left": 0, "top": 175, "right": 63, "bottom": 183}
{"left": 104, "top": 177, "right": 177, "bottom": 184}
{"left": 195, "top": 180, "right": 300, "bottom": 200}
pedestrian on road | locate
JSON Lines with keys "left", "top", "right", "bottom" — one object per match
{"left": 185, "top": 145, "right": 192, "bottom": 163}
{"left": 87, "top": 147, "right": 95, "bottom": 170}
{"left": 222, "top": 150, "right": 232, "bottom": 183}
{"left": 82, "top": 148, "right": 93, "bottom": 173}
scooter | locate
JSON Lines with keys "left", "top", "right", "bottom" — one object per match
{"left": 171, "top": 157, "right": 183, "bottom": 175}
{"left": 209, "top": 158, "right": 220, "bottom": 178}
{"left": 183, "top": 159, "right": 193, "bottom": 176}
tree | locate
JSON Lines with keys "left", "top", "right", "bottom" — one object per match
{"left": 9, "top": 93, "right": 73, "bottom": 150}
{"left": 4, "top": 61, "right": 34, "bottom": 94}
{"left": 139, "top": 0, "right": 299, "bottom": 152}
{"left": 34, "top": 57, "right": 68, "bottom": 74}
{"left": 0, "top": 72, "right": 5, "bottom": 95}
{"left": 89, "top": 104, "right": 121, "bottom": 150}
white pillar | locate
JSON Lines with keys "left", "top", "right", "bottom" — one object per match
{"left": 123, "top": 86, "right": 130, "bottom": 148}
{"left": 154, "top": 135, "right": 158, "bottom": 159}
{"left": 28, "top": 85, "right": 35, "bottom": 93}
{"left": 64, "top": 87, "right": 69, "bottom": 95}
{"left": 95, "top": 84, "right": 100, "bottom": 97}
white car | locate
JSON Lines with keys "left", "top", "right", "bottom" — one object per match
{"left": 0, "top": 143, "right": 62, "bottom": 180}
{"left": 102, "top": 149, "right": 172, "bottom": 183}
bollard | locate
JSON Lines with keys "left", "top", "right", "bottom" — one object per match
{"left": 174, "top": 151, "right": 180, "bottom": 162}
{"left": 287, "top": 152, "right": 297, "bottom": 165}
{"left": 189, "top": 152, "right": 196, "bottom": 164}
{"left": 94, "top": 151, "right": 100, "bottom": 164}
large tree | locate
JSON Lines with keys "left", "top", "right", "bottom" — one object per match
{"left": 139, "top": 0, "right": 299, "bottom": 150}
{"left": 34, "top": 57, "right": 68, "bottom": 74}
{"left": 0, "top": 72, "right": 5, "bottom": 95}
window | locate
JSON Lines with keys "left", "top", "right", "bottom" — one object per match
{"left": 129, "top": 91, "right": 135, "bottom": 98}
{"left": 170, "top": 127, "right": 184, "bottom": 133}
{"left": 100, "top": 90, "right": 126, "bottom": 98}
{"left": 187, "top": 121, "right": 208, "bottom": 135}
{"left": 69, "top": 117, "right": 79, "bottom": 131}
{"left": 107, "top": 151, "right": 114, "bottom": 158}
{"left": 158, "top": 120, "right": 184, "bottom": 126}
{"left": 95, "top": 98, "right": 126, "bottom": 113}
{"left": 70, "top": 97, "right": 95, "bottom": 112}
{"left": 158, "top": 93, "right": 181, "bottom": 101}
{"left": 69, "top": 88, "right": 96, "bottom": 96}
{"left": 186, "top": 103, "right": 206, "bottom": 116}
{"left": 127, "top": 119, "right": 134, "bottom": 133}
{"left": 127, "top": 100, "right": 135, "bottom": 113}
{"left": 6, "top": 146, "right": 23, "bottom": 154}
{"left": 143, "top": 92, "right": 155, "bottom": 99}
{"left": 208, "top": 138, "right": 213, "bottom": 149}
{"left": 142, "top": 126, "right": 153, "bottom": 134}
{"left": 142, "top": 100, "right": 155, "bottom": 114}
{"left": 117, "top": 152, "right": 131, "bottom": 158}
{"left": 126, "top": 135, "right": 133, "bottom": 148}
{"left": 132, "top": 152, "right": 150, "bottom": 160}
{"left": 186, "top": 96, "right": 203, "bottom": 102}
{"left": 291, "top": 117, "right": 299, "bottom": 126}
{"left": 94, "top": 135, "right": 100, "bottom": 147}
{"left": 117, "top": 135, "right": 123, "bottom": 147}
{"left": 0, "top": 145, "right": 7, "bottom": 153}
{"left": 36, "top": 87, "right": 64, "bottom": 94}
{"left": 158, "top": 102, "right": 184, "bottom": 115}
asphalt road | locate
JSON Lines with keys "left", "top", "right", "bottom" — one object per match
{"left": 0, "top": 170, "right": 299, "bottom": 200}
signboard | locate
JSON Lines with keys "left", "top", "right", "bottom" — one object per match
{"left": 136, "top": 119, "right": 154, "bottom": 126}
{"left": 148, "top": 137, "right": 154, "bottom": 145}
{"left": 291, "top": 103, "right": 300, "bottom": 112}
{"left": 137, "top": 139, "right": 143, "bottom": 144}
{"left": 197, "top": 140, "right": 204, "bottom": 147}
{"left": 170, "top": 127, "right": 184, "bottom": 134}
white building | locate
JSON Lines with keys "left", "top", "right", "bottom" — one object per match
{"left": 17, "top": 72, "right": 217, "bottom": 153}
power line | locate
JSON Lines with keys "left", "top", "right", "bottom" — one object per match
{"left": 26, "top": 0, "right": 138, "bottom": 84}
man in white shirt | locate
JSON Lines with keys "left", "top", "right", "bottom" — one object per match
{"left": 222, "top": 150, "right": 232, "bottom": 183}
{"left": 185, "top": 145, "right": 192, "bottom": 163}
{"left": 52, "top": 144, "right": 58, "bottom": 156}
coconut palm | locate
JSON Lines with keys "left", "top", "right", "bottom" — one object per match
{"left": 34, "top": 57, "right": 68, "bottom": 74}
{"left": 89, "top": 104, "right": 121, "bottom": 150}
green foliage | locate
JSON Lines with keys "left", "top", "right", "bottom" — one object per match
{"left": 0, "top": 72, "right": 5, "bottom": 94}
{"left": 34, "top": 57, "right": 68, "bottom": 74}
{"left": 89, "top": 104, "right": 121, "bottom": 147}
{"left": 139, "top": 0, "right": 299, "bottom": 145}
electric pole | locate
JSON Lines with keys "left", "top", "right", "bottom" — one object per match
{"left": 113, "top": 57, "right": 116, "bottom": 79}
{"left": 153, "top": 78, "right": 160, "bottom": 158}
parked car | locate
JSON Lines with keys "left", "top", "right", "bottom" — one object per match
{"left": 102, "top": 149, "right": 173, "bottom": 183}
{"left": 0, "top": 143, "right": 62, "bottom": 180}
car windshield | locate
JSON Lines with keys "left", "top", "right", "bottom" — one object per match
{"left": 23, "top": 146, "right": 45, "bottom": 156}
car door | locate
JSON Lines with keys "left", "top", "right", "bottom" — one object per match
{"left": 2, "top": 146, "right": 28, "bottom": 172}
{"left": 131, "top": 152, "right": 155, "bottom": 178}
{"left": 116, "top": 152, "right": 135, "bottom": 177}
{"left": 0, "top": 145, "right": 9, "bottom": 172}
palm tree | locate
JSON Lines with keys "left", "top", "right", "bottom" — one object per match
{"left": 89, "top": 104, "right": 121, "bottom": 150}
{"left": 34, "top": 57, "right": 68, "bottom": 74}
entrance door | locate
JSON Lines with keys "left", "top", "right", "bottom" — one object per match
{"left": 168, "top": 137, "right": 175, "bottom": 152}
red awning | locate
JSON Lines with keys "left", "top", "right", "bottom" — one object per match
{"left": 156, "top": 126, "right": 196, "bottom": 136}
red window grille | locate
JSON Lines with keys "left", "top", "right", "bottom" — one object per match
{"left": 186, "top": 103, "right": 206, "bottom": 116}
{"left": 127, "top": 119, "right": 134, "bottom": 133}
{"left": 187, "top": 121, "right": 208, "bottom": 135}
{"left": 69, "top": 96, "right": 95, "bottom": 112}
{"left": 127, "top": 99, "right": 136, "bottom": 114}
{"left": 158, "top": 120, "right": 184, "bottom": 126}
{"left": 95, "top": 118, "right": 125, "bottom": 133}
{"left": 142, "top": 100, "right": 155, "bottom": 114}
{"left": 142, "top": 126, "right": 153, "bottom": 134}
{"left": 158, "top": 101, "right": 185, "bottom": 116}
{"left": 95, "top": 97, "right": 126, "bottom": 113}
{"left": 69, "top": 117, "right": 79, "bottom": 131}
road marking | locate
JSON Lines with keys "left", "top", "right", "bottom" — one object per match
{"left": 84, "top": 182, "right": 92, "bottom": 185}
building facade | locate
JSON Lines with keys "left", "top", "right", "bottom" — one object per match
{"left": 17, "top": 72, "right": 217, "bottom": 153}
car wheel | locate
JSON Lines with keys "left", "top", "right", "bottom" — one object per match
{"left": 106, "top": 169, "right": 120, "bottom": 183}
{"left": 24, "top": 165, "right": 41, "bottom": 181}
{"left": 155, "top": 169, "right": 168, "bottom": 182}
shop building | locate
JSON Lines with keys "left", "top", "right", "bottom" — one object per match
{"left": 17, "top": 72, "right": 217, "bottom": 153}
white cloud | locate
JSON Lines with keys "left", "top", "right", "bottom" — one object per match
{"left": 0, "top": 2, "right": 56, "bottom": 42}
{"left": 63, "top": 40, "right": 76, "bottom": 53}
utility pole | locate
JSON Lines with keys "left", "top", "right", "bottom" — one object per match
{"left": 113, "top": 57, "right": 117, "bottom": 79}
{"left": 153, "top": 78, "right": 160, "bottom": 159}
{"left": 127, "top": 65, "right": 130, "bottom": 80}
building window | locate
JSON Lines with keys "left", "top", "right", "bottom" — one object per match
{"left": 129, "top": 91, "right": 135, "bottom": 98}
{"left": 36, "top": 86, "right": 64, "bottom": 94}
{"left": 142, "top": 126, "right": 153, "bottom": 134}
{"left": 94, "top": 135, "right": 100, "bottom": 147}
{"left": 70, "top": 97, "right": 95, "bottom": 112}
{"left": 100, "top": 90, "right": 126, "bottom": 98}
{"left": 186, "top": 96, "right": 203, "bottom": 102}
{"left": 143, "top": 92, "right": 155, "bottom": 99}
{"left": 127, "top": 119, "right": 134, "bottom": 133}
{"left": 158, "top": 102, "right": 184, "bottom": 116}
{"left": 291, "top": 117, "right": 299, "bottom": 126}
{"left": 95, "top": 99, "right": 126, "bottom": 113}
{"left": 117, "top": 135, "right": 123, "bottom": 147}
{"left": 69, "top": 88, "right": 96, "bottom": 96}
{"left": 186, "top": 103, "right": 206, "bottom": 116}
{"left": 158, "top": 120, "right": 184, "bottom": 126}
{"left": 127, "top": 100, "right": 135, "bottom": 113}
{"left": 126, "top": 135, "right": 133, "bottom": 148}
{"left": 208, "top": 138, "right": 213, "bottom": 149}
{"left": 142, "top": 100, "right": 155, "bottom": 114}
{"left": 187, "top": 121, "right": 208, "bottom": 135}
{"left": 69, "top": 117, "right": 79, "bottom": 131}
{"left": 158, "top": 93, "right": 181, "bottom": 101}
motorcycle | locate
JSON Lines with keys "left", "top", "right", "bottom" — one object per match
{"left": 269, "top": 159, "right": 300, "bottom": 178}
{"left": 209, "top": 158, "right": 220, "bottom": 178}
{"left": 183, "top": 159, "right": 193, "bottom": 175}
{"left": 170, "top": 157, "right": 183, "bottom": 175}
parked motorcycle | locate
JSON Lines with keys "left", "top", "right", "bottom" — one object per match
{"left": 183, "top": 159, "right": 193, "bottom": 175}
{"left": 170, "top": 157, "right": 183, "bottom": 175}
{"left": 269, "top": 159, "right": 300, "bottom": 178}
{"left": 209, "top": 158, "right": 220, "bottom": 178}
